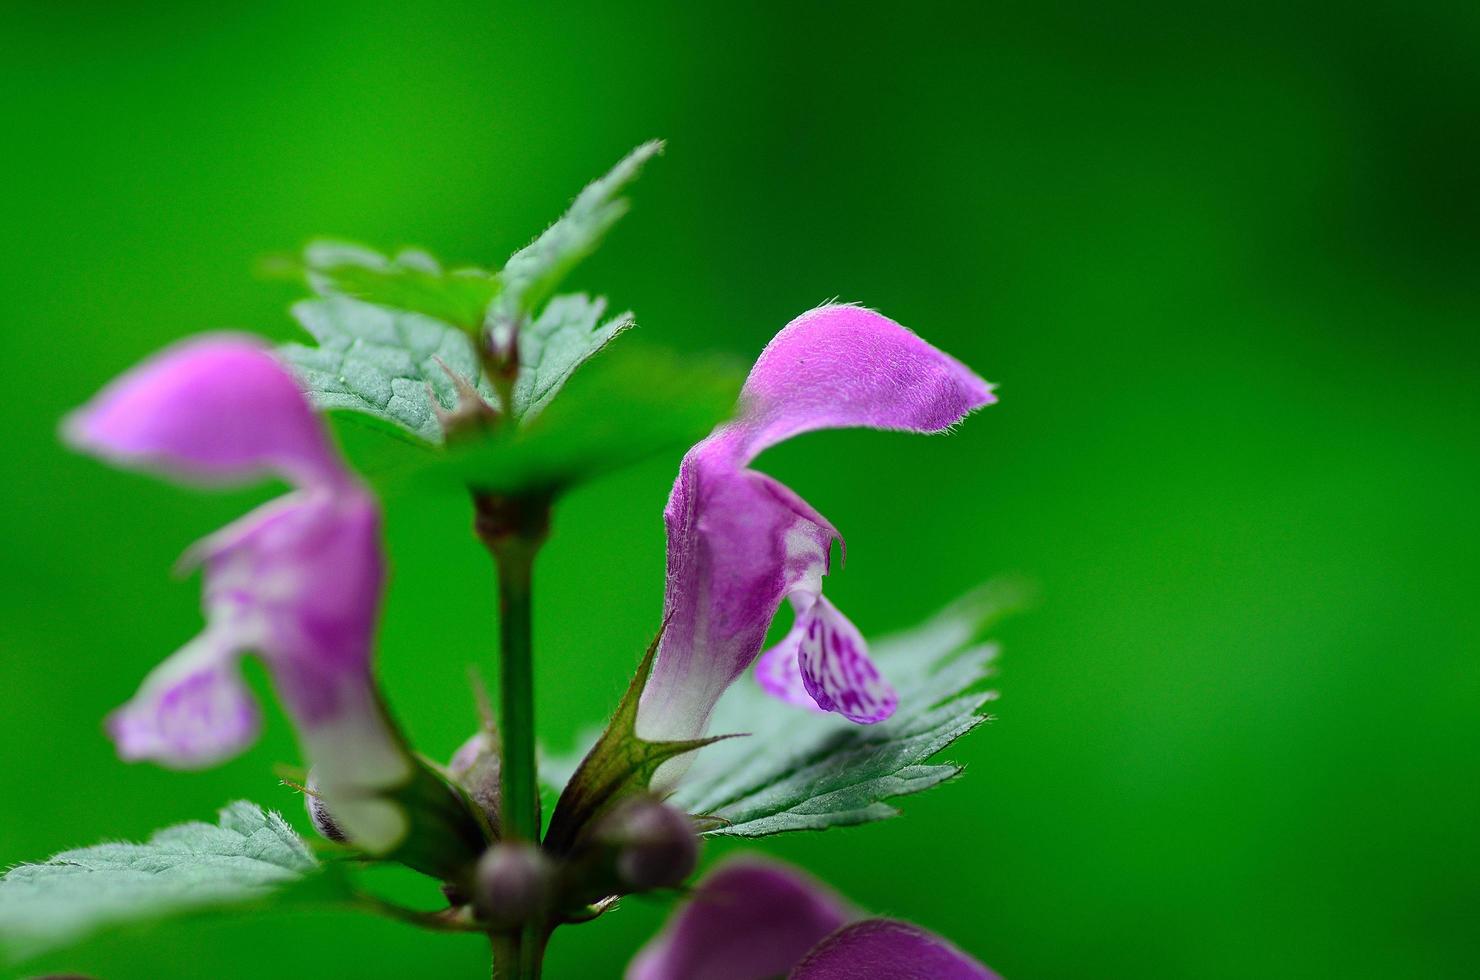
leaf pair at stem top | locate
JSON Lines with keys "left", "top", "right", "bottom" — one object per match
{"left": 279, "top": 140, "right": 670, "bottom": 445}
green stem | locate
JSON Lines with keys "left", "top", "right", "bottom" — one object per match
{"left": 493, "top": 538, "right": 539, "bottom": 844}
{"left": 491, "top": 933, "right": 522, "bottom": 980}
{"left": 474, "top": 491, "right": 552, "bottom": 980}
{"left": 521, "top": 927, "right": 550, "bottom": 977}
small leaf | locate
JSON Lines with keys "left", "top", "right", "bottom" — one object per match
{"left": 512, "top": 293, "right": 633, "bottom": 423}
{"left": 278, "top": 143, "right": 661, "bottom": 442}
{"left": 303, "top": 240, "right": 501, "bottom": 332}
{"left": 0, "top": 802, "right": 333, "bottom": 962}
{"left": 671, "top": 582, "right": 1025, "bottom": 837}
{"left": 428, "top": 345, "right": 741, "bottom": 496}
{"left": 278, "top": 294, "right": 497, "bottom": 443}
{"left": 496, "top": 140, "right": 662, "bottom": 321}
{"left": 543, "top": 628, "right": 731, "bottom": 855}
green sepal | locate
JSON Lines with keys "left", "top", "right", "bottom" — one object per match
{"left": 542, "top": 627, "right": 736, "bottom": 855}
{"left": 376, "top": 757, "right": 492, "bottom": 886}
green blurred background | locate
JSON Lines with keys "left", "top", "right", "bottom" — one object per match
{"left": 3, "top": 1, "right": 1477, "bottom": 977}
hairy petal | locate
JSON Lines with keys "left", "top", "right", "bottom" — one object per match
{"left": 728, "top": 303, "right": 995, "bottom": 462}
{"left": 626, "top": 857, "right": 855, "bottom": 980}
{"left": 61, "top": 335, "right": 343, "bottom": 489}
{"left": 791, "top": 919, "right": 1000, "bottom": 980}
{"left": 637, "top": 304, "right": 991, "bottom": 748}
{"left": 638, "top": 466, "right": 835, "bottom": 745}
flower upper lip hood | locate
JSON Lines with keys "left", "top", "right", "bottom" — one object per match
{"left": 62, "top": 333, "right": 348, "bottom": 490}
{"left": 62, "top": 335, "right": 411, "bottom": 851}
{"left": 635, "top": 304, "right": 993, "bottom": 757}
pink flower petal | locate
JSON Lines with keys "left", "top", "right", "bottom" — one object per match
{"left": 729, "top": 303, "right": 995, "bottom": 461}
{"left": 200, "top": 490, "right": 384, "bottom": 724}
{"left": 62, "top": 334, "right": 343, "bottom": 489}
{"left": 70, "top": 334, "right": 410, "bottom": 850}
{"left": 106, "top": 629, "right": 260, "bottom": 769}
{"left": 792, "top": 596, "right": 897, "bottom": 724}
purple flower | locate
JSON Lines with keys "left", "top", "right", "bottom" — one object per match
{"left": 63, "top": 335, "right": 412, "bottom": 851}
{"left": 627, "top": 856, "right": 998, "bottom": 980}
{"left": 636, "top": 304, "right": 993, "bottom": 749}
{"left": 788, "top": 919, "right": 1000, "bottom": 980}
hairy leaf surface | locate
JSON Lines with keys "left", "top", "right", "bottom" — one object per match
{"left": 279, "top": 294, "right": 494, "bottom": 443}
{"left": 0, "top": 802, "right": 329, "bottom": 961}
{"left": 496, "top": 140, "right": 661, "bottom": 320}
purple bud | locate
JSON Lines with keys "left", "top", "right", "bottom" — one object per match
{"left": 448, "top": 731, "right": 501, "bottom": 836}
{"left": 599, "top": 798, "right": 700, "bottom": 892}
{"left": 475, "top": 842, "right": 551, "bottom": 929}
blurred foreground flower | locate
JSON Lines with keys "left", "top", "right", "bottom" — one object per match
{"left": 62, "top": 337, "right": 414, "bottom": 852}
{"left": 628, "top": 856, "right": 998, "bottom": 980}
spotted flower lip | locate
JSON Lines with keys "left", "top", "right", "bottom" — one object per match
{"left": 626, "top": 856, "right": 998, "bottom": 980}
{"left": 62, "top": 335, "right": 411, "bottom": 851}
{"left": 635, "top": 304, "right": 993, "bottom": 751}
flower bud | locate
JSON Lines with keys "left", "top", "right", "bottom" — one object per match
{"left": 475, "top": 842, "right": 552, "bottom": 930}
{"left": 448, "top": 731, "right": 501, "bottom": 837}
{"left": 598, "top": 798, "right": 700, "bottom": 892}
{"left": 303, "top": 770, "right": 348, "bottom": 843}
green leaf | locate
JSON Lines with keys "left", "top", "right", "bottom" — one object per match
{"left": 671, "top": 582, "right": 1025, "bottom": 837}
{"left": 302, "top": 240, "right": 501, "bottom": 332}
{"left": 511, "top": 293, "right": 633, "bottom": 422}
{"left": 277, "top": 143, "right": 661, "bottom": 442}
{"left": 0, "top": 801, "right": 332, "bottom": 961}
{"left": 496, "top": 140, "right": 661, "bottom": 321}
{"left": 278, "top": 294, "right": 497, "bottom": 443}
{"left": 428, "top": 344, "right": 741, "bottom": 495}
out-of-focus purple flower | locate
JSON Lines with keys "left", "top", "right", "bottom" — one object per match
{"left": 636, "top": 304, "right": 993, "bottom": 750}
{"left": 626, "top": 857, "right": 854, "bottom": 980}
{"left": 627, "top": 856, "right": 997, "bottom": 980}
{"left": 790, "top": 919, "right": 999, "bottom": 980}
{"left": 63, "top": 335, "right": 411, "bottom": 851}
